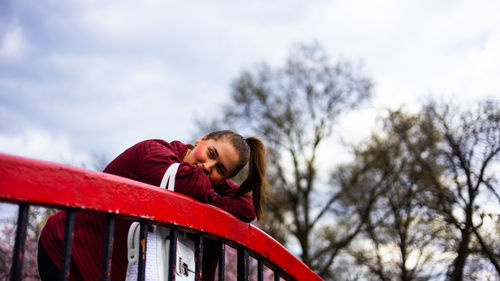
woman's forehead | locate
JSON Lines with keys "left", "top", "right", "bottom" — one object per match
{"left": 209, "top": 139, "right": 240, "bottom": 167}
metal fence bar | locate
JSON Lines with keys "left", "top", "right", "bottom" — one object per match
{"left": 218, "top": 243, "right": 225, "bottom": 281}
{"left": 257, "top": 260, "right": 264, "bottom": 281}
{"left": 137, "top": 221, "right": 148, "bottom": 281}
{"left": 9, "top": 203, "right": 29, "bottom": 281}
{"left": 274, "top": 269, "right": 280, "bottom": 281}
{"left": 0, "top": 204, "right": 311, "bottom": 281}
{"left": 168, "top": 228, "right": 178, "bottom": 281}
{"left": 195, "top": 234, "right": 203, "bottom": 281}
{"left": 0, "top": 154, "right": 323, "bottom": 281}
{"left": 101, "top": 215, "right": 115, "bottom": 281}
{"left": 59, "top": 209, "right": 76, "bottom": 281}
{"left": 237, "top": 248, "right": 249, "bottom": 281}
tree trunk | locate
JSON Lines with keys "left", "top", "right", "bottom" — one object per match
{"left": 449, "top": 226, "right": 472, "bottom": 280}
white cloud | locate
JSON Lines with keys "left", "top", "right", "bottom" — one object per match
{"left": 434, "top": 31, "right": 500, "bottom": 99}
{"left": 39, "top": 53, "right": 197, "bottom": 153}
{"left": 0, "top": 128, "right": 91, "bottom": 166}
{"left": 296, "top": 0, "right": 500, "bottom": 108}
{"left": 0, "top": 23, "right": 28, "bottom": 61}
{"left": 1, "top": 0, "right": 499, "bottom": 168}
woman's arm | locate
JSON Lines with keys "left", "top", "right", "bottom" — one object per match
{"left": 174, "top": 165, "right": 256, "bottom": 222}
{"left": 104, "top": 139, "right": 255, "bottom": 222}
{"left": 210, "top": 179, "right": 256, "bottom": 223}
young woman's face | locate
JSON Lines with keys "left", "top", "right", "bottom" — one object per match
{"left": 185, "top": 137, "right": 240, "bottom": 185}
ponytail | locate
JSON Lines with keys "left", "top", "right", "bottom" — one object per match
{"left": 206, "top": 130, "right": 269, "bottom": 222}
{"left": 238, "top": 137, "right": 268, "bottom": 222}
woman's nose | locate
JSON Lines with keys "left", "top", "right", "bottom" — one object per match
{"left": 201, "top": 160, "right": 216, "bottom": 173}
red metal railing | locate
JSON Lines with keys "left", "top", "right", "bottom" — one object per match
{"left": 0, "top": 153, "right": 322, "bottom": 281}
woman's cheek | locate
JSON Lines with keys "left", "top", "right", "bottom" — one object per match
{"left": 188, "top": 148, "right": 203, "bottom": 165}
{"left": 210, "top": 175, "right": 223, "bottom": 185}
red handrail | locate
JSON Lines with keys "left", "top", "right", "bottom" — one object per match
{"left": 0, "top": 153, "right": 322, "bottom": 281}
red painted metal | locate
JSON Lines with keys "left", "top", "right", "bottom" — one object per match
{"left": 0, "top": 153, "right": 323, "bottom": 281}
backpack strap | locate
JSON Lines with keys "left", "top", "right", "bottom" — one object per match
{"left": 127, "top": 222, "right": 140, "bottom": 263}
{"left": 127, "top": 163, "right": 179, "bottom": 264}
{"left": 160, "top": 163, "right": 180, "bottom": 191}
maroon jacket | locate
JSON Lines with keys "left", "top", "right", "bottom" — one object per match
{"left": 40, "top": 139, "right": 256, "bottom": 281}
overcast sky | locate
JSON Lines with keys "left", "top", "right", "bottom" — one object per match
{"left": 1, "top": 0, "right": 499, "bottom": 168}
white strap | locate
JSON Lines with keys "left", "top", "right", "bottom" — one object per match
{"left": 127, "top": 222, "right": 140, "bottom": 263}
{"left": 160, "top": 163, "right": 180, "bottom": 191}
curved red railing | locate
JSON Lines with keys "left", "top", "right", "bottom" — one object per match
{"left": 0, "top": 153, "right": 322, "bottom": 281}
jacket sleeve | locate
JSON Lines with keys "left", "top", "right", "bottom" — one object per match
{"left": 210, "top": 180, "right": 256, "bottom": 223}
{"left": 125, "top": 140, "right": 256, "bottom": 222}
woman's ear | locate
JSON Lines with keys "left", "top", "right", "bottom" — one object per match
{"left": 194, "top": 135, "right": 208, "bottom": 146}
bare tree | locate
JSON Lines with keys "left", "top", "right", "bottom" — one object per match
{"left": 198, "top": 42, "right": 373, "bottom": 278}
{"left": 420, "top": 99, "right": 500, "bottom": 280}
{"left": 338, "top": 109, "right": 449, "bottom": 281}
{"left": 339, "top": 99, "right": 500, "bottom": 281}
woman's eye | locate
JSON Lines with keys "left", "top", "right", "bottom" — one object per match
{"left": 217, "top": 166, "right": 224, "bottom": 174}
{"left": 208, "top": 149, "right": 215, "bottom": 158}
{"left": 216, "top": 163, "right": 227, "bottom": 175}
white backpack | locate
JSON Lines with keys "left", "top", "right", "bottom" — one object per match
{"left": 125, "top": 163, "right": 196, "bottom": 281}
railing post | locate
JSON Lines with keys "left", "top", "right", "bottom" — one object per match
{"left": 168, "top": 228, "right": 177, "bottom": 281}
{"left": 101, "top": 215, "right": 115, "bottom": 281}
{"left": 218, "top": 243, "right": 225, "bottom": 281}
{"left": 274, "top": 269, "right": 280, "bottom": 281}
{"left": 10, "top": 203, "right": 29, "bottom": 281}
{"left": 237, "top": 248, "right": 249, "bottom": 281}
{"left": 195, "top": 234, "right": 203, "bottom": 281}
{"left": 59, "top": 209, "right": 76, "bottom": 281}
{"left": 137, "top": 221, "right": 148, "bottom": 281}
{"left": 257, "top": 260, "right": 264, "bottom": 281}
{"left": 0, "top": 153, "right": 324, "bottom": 281}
